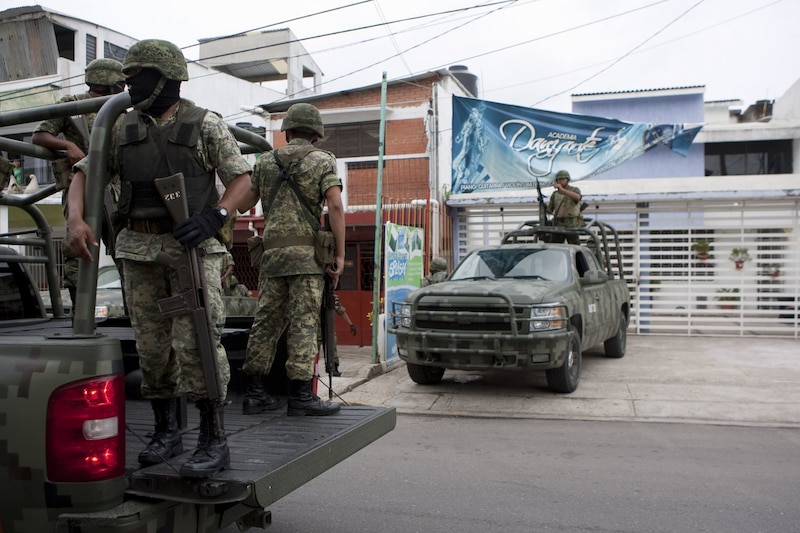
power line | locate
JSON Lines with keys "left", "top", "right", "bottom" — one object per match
{"left": 481, "top": 0, "right": 784, "bottom": 105}
{"left": 531, "top": 0, "right": 707, "bottom": 106}
{"left": 276, "top": 1, "right": 520, "bottom": 103}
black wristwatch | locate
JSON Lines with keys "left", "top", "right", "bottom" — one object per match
{"left": 213, "top": 205, "right": 229, "bottom": 223}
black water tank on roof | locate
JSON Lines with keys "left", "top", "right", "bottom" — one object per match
{"left": 448, "top": 65, "right": 478, "bottom": 98}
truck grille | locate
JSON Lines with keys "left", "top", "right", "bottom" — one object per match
{"left": 414, "top": 301, "right": 527, "bottom": 333}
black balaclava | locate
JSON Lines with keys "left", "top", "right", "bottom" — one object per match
{"left": 126, "top": 68, "right": 181, "bottom": 116}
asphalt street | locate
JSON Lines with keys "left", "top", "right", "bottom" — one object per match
{"left": 329, "top": 334, "right": 800, "bottom": 427}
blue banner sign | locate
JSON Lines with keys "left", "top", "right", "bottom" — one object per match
{"left": 451, "top": 95, "right": 702, "bottom": 194}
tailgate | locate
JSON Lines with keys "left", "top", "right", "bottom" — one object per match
{"left": 59, "top": 400, "right": 396, "bottom": 529}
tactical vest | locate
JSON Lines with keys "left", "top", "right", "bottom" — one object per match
{"left": 117, "top": 101, "right": 218, "bottom": 220}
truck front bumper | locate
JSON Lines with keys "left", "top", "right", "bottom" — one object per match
{"left": 395, "top": 329, "right": 570, "bottom": 371}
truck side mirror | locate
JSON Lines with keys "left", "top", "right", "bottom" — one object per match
{"left": 580, "top": 270, "right": 608, "bottom": 286}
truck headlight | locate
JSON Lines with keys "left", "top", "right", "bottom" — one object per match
{"left": 400, "top": 304, "right": 411, "bottom": 328}
{"left": 530, "top": 306, "right": 565, "bottom": 331}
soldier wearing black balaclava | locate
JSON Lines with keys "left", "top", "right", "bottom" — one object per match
{"left": 66, "top": 39, "right": 254, "bottom": 480}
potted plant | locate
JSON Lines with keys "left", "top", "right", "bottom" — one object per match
{"left": 716, "top": 288, "right": 740, "bottom": 310}
{"left": 691, "top": 239, "right": 711, "bottom": 260}
{"left": 729, "top": 248, "right": 751, "bottom": 270}
{"left": 762, "top": 263, "right": 781, "bottom": 278}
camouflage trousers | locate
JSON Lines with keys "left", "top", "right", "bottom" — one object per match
{"left": 552, "top": 216, "right": 583, "bottom": 245}
{"left": 244, "top": 274, "right": 324, "bottom": 381}
{"left": 122, "top": 253, "right": 230, "bottom": 401}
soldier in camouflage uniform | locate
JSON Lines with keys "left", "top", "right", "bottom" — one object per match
{"left": 0, "top": 155, "right": 13, "bottom": 188}
{"left": 221, "top": 250, "right": 251, "bottom": 298}
{"left": 66, "top": 40, "right": 253, "bottom": 479}
{"left": 547, "top": 169, "right": 583, "bottom": 245}
{"left": 421, "top": 256, "right": 448, "bottom": 286}
{"left": 238, "top": 103, "right": 344, "bottom": 417}
{"left": 32, "top": 58, "right": 127, "bottom": 308}
{"left": 330, "top": 294, "right": 357, "bottom": 376}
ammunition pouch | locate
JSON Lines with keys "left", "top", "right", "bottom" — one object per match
{"left": 314, "top": 230, "right": 335, "bottom": 266}
{"left": 247, "top": 235, "right": 263, "bottom": 268}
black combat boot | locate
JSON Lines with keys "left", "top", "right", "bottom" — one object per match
{"left": 180, "top": 400, "right": 230, "bottom": 479}
{"left": 242, "top": 374, "right": 281, "bottom": 415}
{"left": 287, "top": 380, "right": 341, "bottom": 416}
{"left": 138, "top": 398, "right": 183, "bottom": 466}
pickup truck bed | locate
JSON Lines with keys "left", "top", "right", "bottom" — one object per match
{"left": 123, "top": 402, "right": 395, "bottom": 505}
{"left": 56, "top": 402, "right": 395, "bottom": 530}
{"left": 1, "top": 320, "right": 396, "bottom": 531}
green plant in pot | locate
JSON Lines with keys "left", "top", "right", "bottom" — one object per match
{"left": 716, "top": 288, "right": 740, "bottom": 309}
{"left": 762, "top": 263, "right": 780, "bottom": 278}
{"left": 729, "top": 248, "right": 751, "bottom": 270}
{"left": 691, "top": 239, "right": 711, "bottom": 260}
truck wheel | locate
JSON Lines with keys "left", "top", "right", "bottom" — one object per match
{"left": 545, "top": 331, "right": 581, "bottom": 393}
{"left": 406, "top": 363, "right": 445, "bottom": 385}
{"left": 604, "top": 314, "right": 627, "bottom": 359}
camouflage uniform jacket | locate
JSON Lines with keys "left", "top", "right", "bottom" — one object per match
{"left": 421, "top": 271, "right": 448, "bottom": 286}
{"left": 548, "top": 185, "right": 583, "bottom": 226}
{"left": 34, "top": 92, "right": 95, "bottom": 189}
{"left": 251, "top": 138, "right": 341, "bottom": 278}
{"left": 0, "top": 156, "right": 12, "bottom": 179}
{"left": 74, "top": 99, "right": 252, "bottom": 262}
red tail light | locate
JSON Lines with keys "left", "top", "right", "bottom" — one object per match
{"left": 46, "top": 375, "right": 125, "bottom": 482}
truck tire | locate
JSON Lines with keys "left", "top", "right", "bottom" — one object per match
{"left": 545, "top": 331, "right": 581, "bottom": 393}
{"left": 604, "top": 314, "right": 627, "bottom": 359}
{"left": 406, "top": 363, "right": 445, "bottom": 385}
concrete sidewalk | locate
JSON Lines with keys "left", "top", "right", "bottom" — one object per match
{"left": 327, "top": 335, "right": 800, "bottom": 427}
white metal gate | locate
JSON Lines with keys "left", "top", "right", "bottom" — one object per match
{"left": 454, "top": 198, "right": 799, "bottom": 338}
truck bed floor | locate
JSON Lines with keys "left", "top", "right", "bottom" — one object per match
{"left": 124, "top": 398, "right": 396, "bottom": 506}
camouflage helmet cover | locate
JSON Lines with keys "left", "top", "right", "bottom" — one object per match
{"left": 281, "top": 103, "right": 324, "bottom": 137}
{"left": 430, "top": 256, "right": 448, "bottom": 273}
{"left": 85, "top": 58, "right": 125, "bottom": 86}
{"left": 555, "top": 170, "right": 571, "bottom": 181}
{"left": 123, "top": 39, "right": 189, "bottom": 81}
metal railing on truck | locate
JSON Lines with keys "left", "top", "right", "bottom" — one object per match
{"left": 0, "top": 93, "right": 271, "bottom": 331}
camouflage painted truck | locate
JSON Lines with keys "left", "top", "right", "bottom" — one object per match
{"left": 0, "top": 94, "right": 395, "bottom": 532}
{"left": 389, "top": 220, "right": 630, "bottom": 393}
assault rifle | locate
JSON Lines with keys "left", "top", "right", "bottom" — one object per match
{"left": 153, "top": 173, "right": 223, "bottom": 401}
{"left": 536, "top": 177, "right": 549, "bottom": 228}
{"left": 320, "top": 214, "right": 337, "bottom": 400}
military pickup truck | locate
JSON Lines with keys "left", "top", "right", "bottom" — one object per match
{"left": 0, "top": 94, "right": 395, "bottom": 532}
{"left": 389, "top": 220, "right": 630, "bottom": 393}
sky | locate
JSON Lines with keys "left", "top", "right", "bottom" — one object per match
{"left": 30, "top": 0, "right": 800, "bottom": 114}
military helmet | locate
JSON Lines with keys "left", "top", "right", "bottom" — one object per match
{"left": 281, "top": 103, "right": 324, "bottom": 137}
{"left": 85, "top": 58, "right": 125, "bottom": 86}
{"left": 430, "top": 256, "right": 448, "bottom": 273}
{"left": 123, "top": 39, "right": 189, "bottom": 81}
{"left": 555, "top": 170, "right": 571, "bottom": 181}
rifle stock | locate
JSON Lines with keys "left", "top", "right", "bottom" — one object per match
{"left": 153, "top": 173, "right": 223, "bottom": 402}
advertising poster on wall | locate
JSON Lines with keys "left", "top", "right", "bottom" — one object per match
{"left": 383, "top": 222, "right": 424, "bottom": 365}
{"left": 451, "top": 95, "right": 702, "bottom": 194}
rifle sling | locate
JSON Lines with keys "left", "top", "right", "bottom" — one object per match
{"left": 271, "top": 150, "right": 322, "bottom": 231}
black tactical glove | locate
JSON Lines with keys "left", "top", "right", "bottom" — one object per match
{"left": 350, "top": 324, "right": 357, "bottom": 336}
{"left": 173, "top": 211, "right": 224, "bottom": 248}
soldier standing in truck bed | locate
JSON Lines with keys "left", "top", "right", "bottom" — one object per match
{"left": 66, "top": 40, "right": 253, "bottom": 479}
{"left": 32, "top": 58, "right": 127, "bottom": 308}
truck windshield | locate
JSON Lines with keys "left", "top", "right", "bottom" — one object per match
{"left": 450, "top": 248, "right": 570, "bottom": 282}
